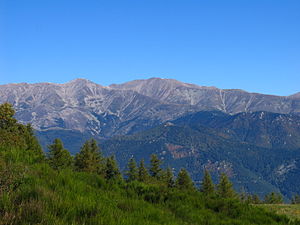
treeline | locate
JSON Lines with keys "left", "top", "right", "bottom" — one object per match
{"left": 47, "top": 137, "right": 236, "bottom": 195}
{"left": 47, "top": 136, "right": 300, "bottom": 205}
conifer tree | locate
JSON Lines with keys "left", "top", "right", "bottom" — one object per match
{"left": 0, "top": 103, "right": 44, "bottom": 155}
{"left": 149, "top": 154, "right": 162, "bottom": 179}
{"left": 47, "top": 138, "right": 73, "bottom": 170}
{"left": 264, "top": 192, "right": 283, "bottom": 204}
{"left": 125, "top": 157, "right": 138, "bottom": 182}
{"left": 250, "top": 194, "right": 261, "bottom": 204}
{"left": 105, "top": 156, "right": 121, "bottom": 180}
{"left": 74, "top": 141, "right": 92, "bottom": 172}
{"left": 217, "top": 173, "right": 236, "bottom": 198}
{"left": 175, "top": 168, "right": 194, "bottom": 190}
{"left": 0, "top": 103, "right": 17, "bottom": 130}
{"left": 200, "top": 169, "right": 215, "bottom": 196}
{"left": 74, "top": 139, "right": 103, "bottom": 174}
{"left": 138, "top": 159, "right": 149, "bottom": 182}
{"left": 24, "top": 124, "right": 44, "bottom": 160}
{"left": 163, "top": 167, "right": 175, "bottom": 188}
{"left": 89, "top": 138, "right": 104, "bottom": 173}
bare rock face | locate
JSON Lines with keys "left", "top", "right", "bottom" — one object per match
{"left": 111, "top": 78, "right": 300, "bottom": 114}
{"left": 0, "top": 77, "right": 299, "bottom": 137}
{"left": 0, "top": 78, "right": 192, "bottom": 137}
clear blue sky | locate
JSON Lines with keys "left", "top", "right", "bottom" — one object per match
{"left": 0, "top": 0, "right": 299, "bottom": 96}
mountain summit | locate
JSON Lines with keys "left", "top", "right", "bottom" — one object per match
{"left": 0, "top": 78, "right": 299, "bottom": 137}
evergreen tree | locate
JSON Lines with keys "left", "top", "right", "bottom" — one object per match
{"left": 175, "top": 168, "right": 194, "bottom": 190}
{"left": 47, "top": 138, "right": 73, "bottom": 170}
{"left": 149, "top": 154, "right": 162, "bottom": 179}
{"left": 0, "top": 103, "right": 17, "bottom": 130}
{"left": 125, "top": 157, "right": 138, "bottom": 182}
{"left": 24, "top": 124, "right": 44, "bottom": 160}
{"left": 89, "top": 138, "right": 104, "bottom": 173}
{"left": 217, "top": 173, "right": 236, "bottom": 198}
{"left": 250, "top": 194, "right": 261, "bottom": 204}
{"left": 74, "top": 139, "right": 103, "bottom": 174}
{"left": 0, "top": 103, "right": 41, "bottom": 152}
{"left": 138, "top": 159, "right": 149, "bottom": 182}
{"left": 74, "top": 141, "right": 92, "bottom": 172}
{"left": 105, "top": 156, "right": 121, "bottom": 180}
{"left": 264, "top": 192, "right": 283, "bottom": 204}
{"left": 239, "top": 192, "right": 261, "bottom": 204}
{"left": 291, "top": 194, "right": 300, "bottom": 204}
{"left": 200, "top": 169, "right": 215, "bottom": 196}
{"left": 162, "top": 167, "right": 175, "bottom": 188}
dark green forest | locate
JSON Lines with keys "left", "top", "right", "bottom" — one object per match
{"left": 1, "top": 103, "right": 300, "bottom": 225}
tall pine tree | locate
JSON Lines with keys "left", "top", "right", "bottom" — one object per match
{"left": 74, "top": 139, "right": 104, "bottom": 174}
{"left": 125, "top": 157, "right": 138, "bottom": 182}
{"left": 138, "top": 159, "right": 149, "bottom": 182}
{"left": 264, "top": 192, "right": 283, "bottom": 204}
{"left": 217, "top": 173, "right": 236, "bottom": 198}
{"left": 47, "top": 138, "right": 73, "bottom": 170}
{"left": 0, "top": 103, "right": 45, "bottom": 161}
{"left": 24, "top": 124, "right": 44, "bottom": 160}
{"left": 162, "top": 167, "right": 175, "bottom": 188}
{"left": 200, "top": 169, "right": 215, "bottom": 196}
{"left": 0, "top": 103, "right": 17, "bottom": 130}
{"left": 149, "top": 154, "right": 162, "bottom": 179}
{"left": 175, "top": 168, "right": 194, "bottom": 190}
{"left": 105, "top": 156, "right": 121, "bottom": 181}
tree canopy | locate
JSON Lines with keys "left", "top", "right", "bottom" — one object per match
{"left": 47, "top": 138, "right": 73, "bottom": 170}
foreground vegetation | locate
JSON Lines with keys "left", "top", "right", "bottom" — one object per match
{"left": 1, "top": 103, "right": 300, "bottom": 224}
{"left": 258, "top": 204, "right": 300, "bottom": 221}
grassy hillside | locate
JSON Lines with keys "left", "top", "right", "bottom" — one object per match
{"left": 1, "top": 103, "right": 300, "bottom": 225}
{"left": 1, "top": 146, "right": 300, "bottom": 225}
{"left": 258, "top": 204, "right": 300, "bottom": 221}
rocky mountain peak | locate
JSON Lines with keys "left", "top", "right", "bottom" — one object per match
{"left": 0, "top": 77, "right": 299, "bottom": 137}
{"left": 109, "top": 77, "right": 207, "bottom": 101}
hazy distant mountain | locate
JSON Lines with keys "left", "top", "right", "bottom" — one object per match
{"left": 111, "top": 77, "right": 300, "bottom": 114}
{"left": 173, "top": 110, "right": 300, "bottom": 150}
{"left": 102, "top": 121, "right": 300, "bottom": 198}
{"left": 1, "top": 78, "right": 299, "bottom": 138}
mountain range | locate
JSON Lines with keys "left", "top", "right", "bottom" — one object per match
{"left": 1, "top": 78, "right": 300, "bottom": 198}
{"left": 1, "top": 78, "right": 300, "bottom": 138}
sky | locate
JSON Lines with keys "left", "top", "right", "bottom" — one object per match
{"left": 0, "top": 0, "right": 299, "bottom": 96}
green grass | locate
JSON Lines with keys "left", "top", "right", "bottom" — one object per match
{"left": 258, "top": 204, "right": 300, "bottom": 221}
{"left": 1, "top": 147, "right": 300, "bottom": 225}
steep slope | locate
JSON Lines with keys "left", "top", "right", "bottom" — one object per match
{"left": 173, "top": 111, "right": 300, "bottom": 150}
{"left": 0, "top": 79, "right": 193, "bottom": 138}
{"left": 111, "top": 77, "right": 300, "bottom": 114}
{"left": 102, "top": 123, "right": 300, "bottom": 198}
{"left": 1, "top": 78, "right": 300, "bottom": 139}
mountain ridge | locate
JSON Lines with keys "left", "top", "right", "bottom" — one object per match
{"left": 0, "top": 77, "right": 299, "bottom": 138}
{"left": 1, "top": 77, "right": 297, "bottom": 97}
